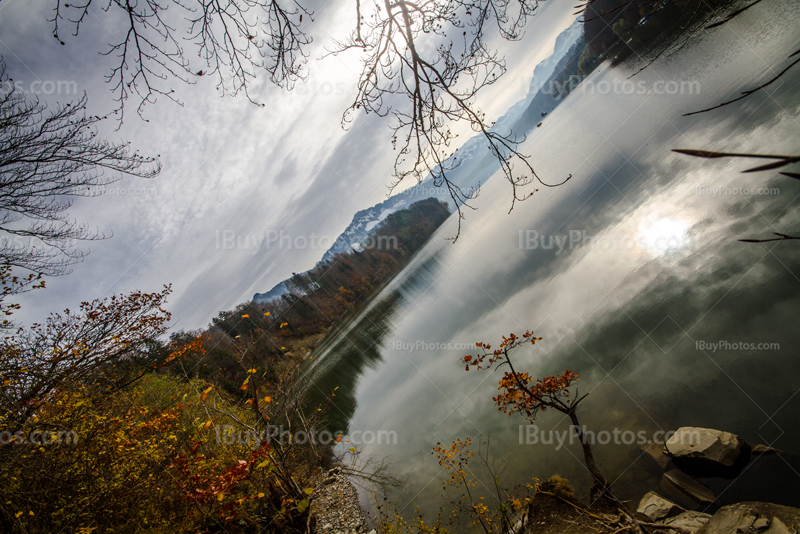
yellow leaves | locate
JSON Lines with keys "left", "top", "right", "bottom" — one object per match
{"left": 263, "top": 396, "right": 272, "bottom": 403}
{"left": 264, "top": 312, "right": 270, "bottom": 316}
{"left": 241, "top": 314, "right": 250, "bottom": 318}
{"left": 14, "top": 511, "right": 23, "bottom": 518}
{"left": 257, "top": 492, "right": 265, "bottom": 498}
{"left": 247, "top": 368, "right": 257, "bottom": 374}
{"left": 281, "top": 346, "right": 286, "bottom": 351}
{"left": 256, "top": 459, "right": 271, "bottom": 470}
{"left": 200, "top": 386, "right": 213, "bottom": 402}
{"left": 304, "top": 487, "right": 314, "bottom": 495}
{"left": 349, "top": 447, "right": 356, "bottom": 452}
{"left": 203, "top": 420, "right": 213, "bottom": 430}
{"left": 279, "top": 322, "right": 288, "bottom": 329}
{"left": 297, "top": 499, "right": 309, "bottom": 513}
{"left": 217, "top": 493, "right": 225, "bottom": 501}
{"left": 241, "top": 375, "right": 250, "bottom": 391}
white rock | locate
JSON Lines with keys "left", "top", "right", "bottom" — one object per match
{"left": 663, "top": 511, "right": 712, "bottom": 533}
{"left": 764, "top": 518, "right": 792, "bottom": 534}
{"left": 753, "top": 517, "right": 771, "bottom": 530}
{"left": 666, "top": 427, "right": 747, "bottom": 468}
{"left": 637, "top": 491, "right": 685, "bottom": 521}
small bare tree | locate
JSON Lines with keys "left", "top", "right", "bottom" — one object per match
{"left": 463, "top": 331, "right": 652, "bottom": 534}
{"left": 0, "top": 61, "right": 161, "bottom": 276}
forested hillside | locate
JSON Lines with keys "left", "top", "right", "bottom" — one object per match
{"left": 0, "top": 197, "right": 449, "bottom": 532}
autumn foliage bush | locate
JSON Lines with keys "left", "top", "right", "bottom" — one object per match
{"left": 0, "top": 282, "right": 332, "bottom": 533}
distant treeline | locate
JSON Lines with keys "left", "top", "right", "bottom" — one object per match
{"left": 164, "top": 197, "right": 451, "bottom": 395}
{"left": 580, "top": 0, "right": 733, "bottom": 70}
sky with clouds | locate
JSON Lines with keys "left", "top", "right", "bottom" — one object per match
{"left": 0, "top": 0, "right": 578, "bottom": 331}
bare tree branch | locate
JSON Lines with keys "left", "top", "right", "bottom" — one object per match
{"left": 684, "top": 47, "right": 800, "bottom": 116}
{"left": 51, "top": 0, "right": 312, "bottom": 123}
{"left": 329, "top": 0, "right": 569, "bottom": 240}
{"left": 0, "top": 60, "right": 161, "bottom": 275}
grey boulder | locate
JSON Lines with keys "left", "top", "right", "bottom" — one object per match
{"left": 697, "top": 502, "right": 800, "bottom": 534}
{"left": 662, "top": 511, "right": 713, "bottom": 534}
{"left": 666, "top": 427, "right": 750, "bottom": 476}
{"left": 637, "top": 491, "right": 686, "bottom": 521}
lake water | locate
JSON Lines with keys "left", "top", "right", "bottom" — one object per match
{"left": 304, "top": 0, "right": 800, "bottom": 520}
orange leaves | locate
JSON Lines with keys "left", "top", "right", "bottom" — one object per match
{"left": 240, "top": 314, "right": 250, "bottom": 318}
{"left": 170, "top": 441, "right": 271, "bottom": 507}
{"left": 166, "top": 334, "right": 208, "bottom": 364}
{"left": 3, "top": 286, "right": 175, "bottom": 432}
{"left": 279, "top": 322, "right": 288, "bottom": 329}
{"left": 494, "top": 368, "right": 579, "bottom": 420}
{"left": 200, "top": 386, "right": 213, "bottom": 402}
{"left": 461, "top": 331, "right": 578, "bottom": 422}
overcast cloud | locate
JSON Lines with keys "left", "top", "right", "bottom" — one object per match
{"left": 0, "top": 0, "right": 577, "bottom": 330}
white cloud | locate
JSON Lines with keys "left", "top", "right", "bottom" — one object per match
{"left": 1, "top": 0, "right": 577, "bottom": 330}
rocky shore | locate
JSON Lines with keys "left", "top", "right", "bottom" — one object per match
{"left": 310, "top": 467, "right": 373, "bottom": 534}
{"left": 310, "top": 427, "right": 799, "bottom": 534}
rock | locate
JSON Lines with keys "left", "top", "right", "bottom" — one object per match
{"left": 662, "top": 511, "right": 712, "bottom": 533}
{"left": 637, "top": 491, "right": 685, "bottom": 521}
{"left": 311, "top": 468, "right": 369, "bottom": 534}
{"left": 766, "top": 518, "right": 793, "bottom": 534}
{"left": 753, "top": 517, "right": 770, "bottom": 530}
{"left": 752, "top": 444, "right": 782, "bottom": 456}
{"left": 696, "top": 502, "right": 800, "bottom": 534}
{"left": 666, "top": 427, "right": 750, "bottom": 477}
{"left": 641, "top": 441, "right": 671, "bottom": 471}
{"left": 663, "top": 469, "right": 716, "bottom": 504}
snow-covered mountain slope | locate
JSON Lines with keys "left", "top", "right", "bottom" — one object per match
{"left": 253, "top": 280, "right": 289, "bottom": 304}
{"left": 315, "top": 19, "right": 585, "bottom": 266}
{"left": 253, "top": 19, "right": 585, "bottom": 303}
{"left": 492, "top": 18, "right": 584, "bottom": 136}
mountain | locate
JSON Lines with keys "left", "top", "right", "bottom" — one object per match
{"left": 253, "top": 280, "right": 289, "bottom": 304}
{"left": 316, "top": 19, "right": 586, "bottom": 263}
{"left": 254, "top": 19, "right": 586, "bottom": 303}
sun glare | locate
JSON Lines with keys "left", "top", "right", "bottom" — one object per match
{"left": 638, "top": 218, "right": 691, "bottom": 254}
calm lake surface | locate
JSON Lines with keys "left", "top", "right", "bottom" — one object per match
{"left": 305, "top": 1, "right": 800, "bottom": 518}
